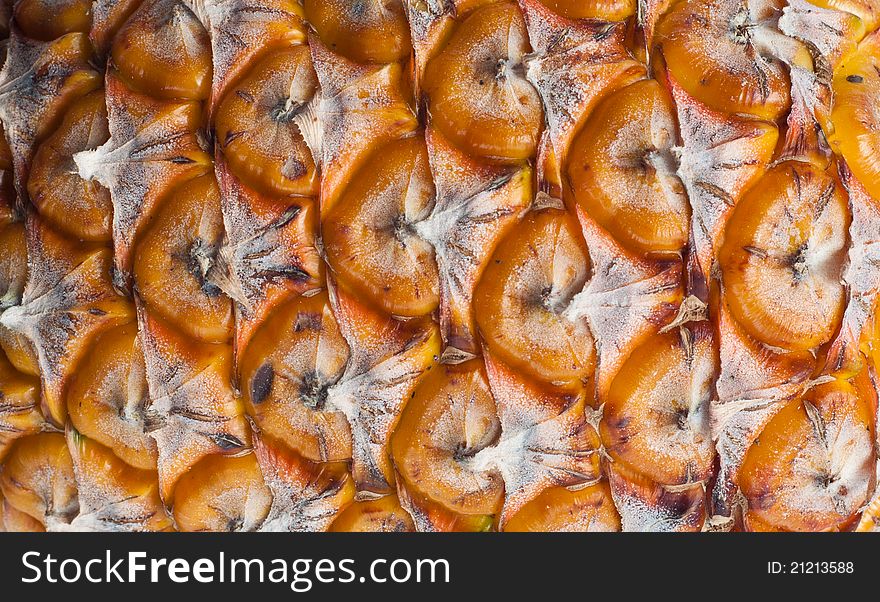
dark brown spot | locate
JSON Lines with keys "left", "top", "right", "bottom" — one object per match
{"left": 251, "top": 362, "right": 274, "bottom": 404}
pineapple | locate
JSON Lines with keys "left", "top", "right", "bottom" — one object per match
{"left": 0, "top": 0, "right": 878, "bottom": 534}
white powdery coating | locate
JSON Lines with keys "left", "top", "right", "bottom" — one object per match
{"left": 611, "top": 330, "right": 716, "bottom": 483}
{"left": 145, "top": 366, "right": 239, "bottom": 489}
{"left": 726, "top": 167, "right": 848, "bottom": 338}
{"left": 281, "top": 301, "right": 349, "bottom": 392}
{"left": 183, "top": 0, "right": 303, "bottom": 105}
{"left": 611, "top": 488, "right": 700, "bottom": 532}
{"left": 72, "top": 101, "right": 191, "bottom": 191}
{"left": 325, "top": 144, "right": 438, "bottom": 312}
{"left": 210, "top": 479, "right": 272, "bottom": 532}
{"left": 90, "top": 0, "right": 119, "bottom": 27}
{"left": 318, "top": 280, "right": 438, "bottom": 492}
{"left": 26, "top": 457, "right": 80, "bottom": 530}
{"left": 0, "top": 228, "right": 119, "bottom": 406}
{"left": 87, "top": 348, "right": 153, "bottom": 455}
{"left": 73, "top": 73, "right": 208, "bottom": 280}
{"left": 255, "top": 437, "right": 348, "bottom": 532}
{"left": 415, "top": 176, "right": 526, "bottom": 335}
{"left": 673, "top": 83, "right": 774, "bottom": 278}
{"left": 490, "top": 216, "right": 593, "bottom": 374}
{"left": 710, "top": 305, "right": 825, "bottom": 510}
{"left": 564, "top": 212, "right": 680, "bottom": 395}
{"left": 137, "top": 309, "right": 246, "bottom": 497}
{"left": 403, "top": 0, "right": 452, "bottom": 101}
{"left": 607, "top": 468, "right": 704, "bottom": 532}
{"left": 210, "top": 168, "right": 318, "bottom": 319}
{"left": 309, "top": 37, "right": 415, "bottom": 206}
{"left": 406, "top": 367, "right": 501, "bottom": 515}
{"left": 769, "top": 409, "right": 873, "bottom": 525}
{"left": 134, "top": 0, "right": 211, "bottom": 73}
{"left": 830, "top": 172, "right": 880, "bottom": 368}
{"left": 292, "top": 98, "right": 324, "bottom": 169}
{"left": 417, "top": 135, "right": 531, "bottom": 353}
{"left": 325, "top": 326, "right": 435, "bottom": 494}
{"left": 469, "top": 358, "right": 600, "bottom": 525}
{"left": 780, "top": 0, "right": 860, "bottom": 66}
{"left": 65, "top": 435, "right": 166, "bottom": 533}
{"left": 520, "top": 0, "right": 639, "bottom": 168}
{"left": 0, "top": 30, "right": 93, "bottom": 193}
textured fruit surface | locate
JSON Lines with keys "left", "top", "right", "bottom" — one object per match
{"left": 739, "top": 379, "right": 875, "bottom": 531}
{"left": 537, "top": 0, "right": 636, "bottom": 21}
{"left": 172, "top": 453, "right": 272, "bottom": 532}
{"left": 601, "top": 330, "right": 715, "bottom": 486}
{"left": 1, "top": 0, "right": 880, "bottom": 533}
{"left": 474, "top": 209, "right": 594, "bottom": 386}
{"left": 422, "top": 2, "right": 543, "bottom": 163}
{"left": 240, "top": 292, "right": 351, "bottom": 464}
{"left": 133, "top": 174, "right": 233, "bottom": 343}
{"left": 28, "top": 90, "right": 111, "bottom": 241}
{"left": 656, "top": 0, "right": 793, "bottom": 120}
{"left": 323, "top": 135, "right": 438, "bottom": 317}
{"left": 214, "top": 46, "right": 319, "bottom": 198}
{"left": 303, "top": 0, "right": 411, "bottom": 64}
{"left": 827, "top": 31, "right": 880, "bottom": 200}
{"left": 111, "top": 0, "right": 211, "bottom": 100}
{"left": 66, "top": 322, "right": 156, "bottom": 471}
{"left": 0, "top": 433, "right": 78, "bottom": 527}
{"left": 14, "top": 0, "right": 92, "bottom": 40}
{"left": 719, "top": 162, "right": 849, "bottom": 351}
{"left": 568, "top": 79, "right": 690, "bottom": 256}
{"left": 391, "top": 362, "right": 504, "bottom": 520}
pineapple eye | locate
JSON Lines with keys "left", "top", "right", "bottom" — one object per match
{"left": 303, "top": 0, "right": 411, "bottom": 64}
{"left": 655, "top": 0, "right": 791, "bottom": 120}
{"left": 28, "top": 91, "right": 112, "bottom": 242}
{"left": 323, "top": 135, "right": 439, "bottom": 318}
{"left": 0, "top": 433, "right": 79, "bottom": 529}
{"left": 67, "top": 322, "right": 158, "bottom": 472}
{"left": 329, "top": 495, "right": 415, "bottom": 532}
{"left": 719, "top": 162, "right": 849, "bottom": 352}
{"left": 111, "top": 0, "right": 212, "bottom": 100}
{"left": 474, "top": 209, "right": 595, "bottom": 387}
{"left": 739, "top": 379, "right": 875, "bottom": 532}
{"left": 0, "top": 347, "right": 41, "bottom": 465}
{"left": 567, "top": 78, "right": 690, "bottom": 257}
{"left": 422, "top": 1, "right": 543, "bottom": 163}
{"left": 172, "top": 453, "right": 271, "bottom": 532}
{"left": 504, "top": 482, "right": 621, "bottom": 532}
{"left": 133, "top": 173, "right": 233, "bottom": 344}
{"left": 601, "top": 329, "right": 716, "bottom": 488}
{"left": 239, "top": 293, "right": 352, "bottom": 465}
{"left": 214, "top": 46, "right": 319, "bottom": 198}
{"left": 391, "top": 361, "right": 505, "bottom": 520}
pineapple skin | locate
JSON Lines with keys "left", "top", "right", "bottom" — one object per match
{"left": 0, "top": 0, "right": 878, "bottom": 533}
